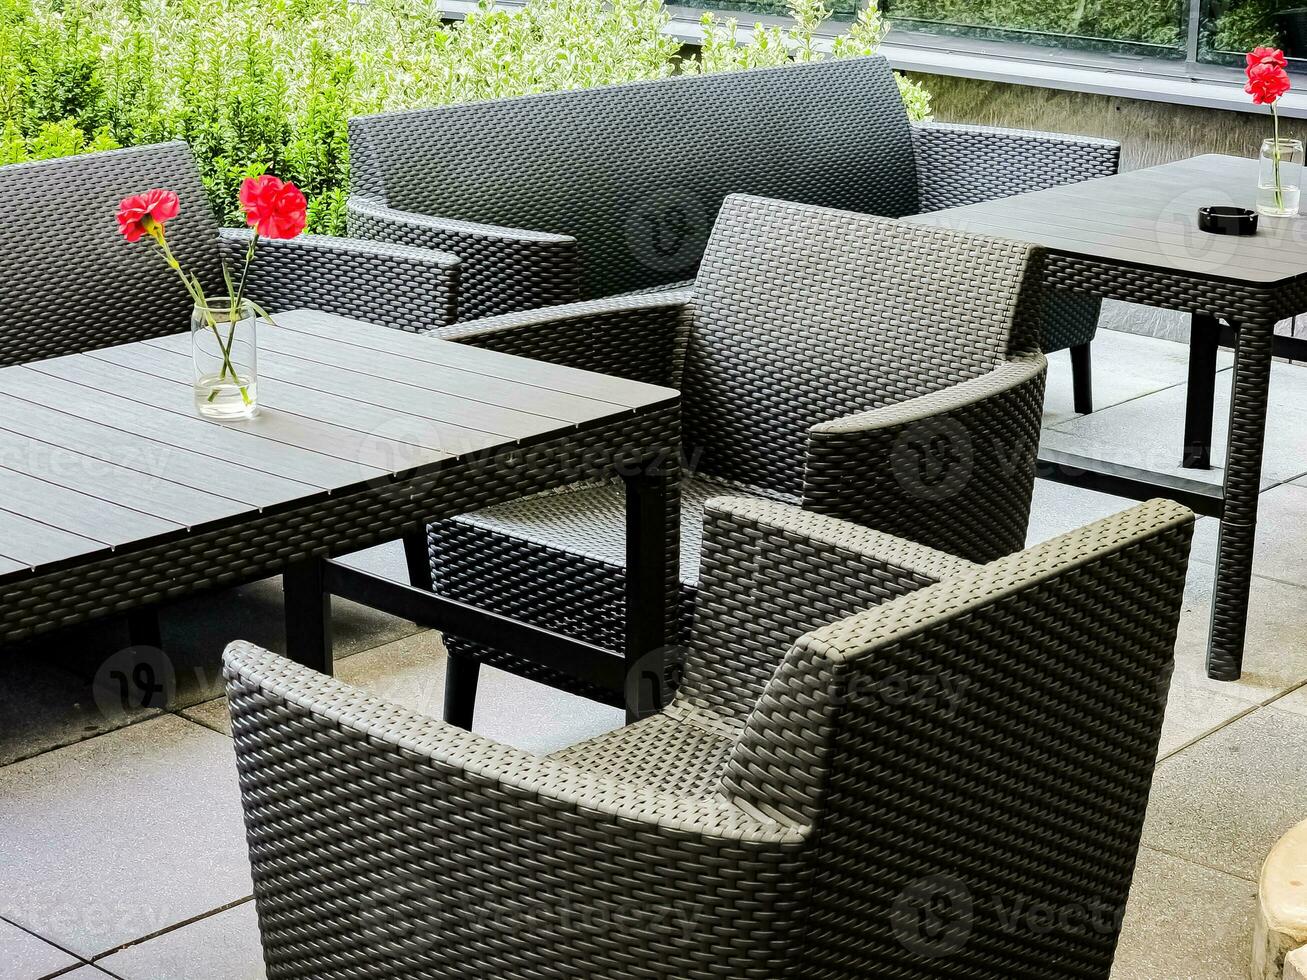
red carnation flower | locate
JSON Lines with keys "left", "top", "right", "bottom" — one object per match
{"left": 1247, "top": 46, "right": 1289, "bottom": 71}
{"left": 116, "top": 188, "right": 180, "bottom": 243}
{"left": 1246, "top": 60, "right": 1292, "bottom": 106}
{"left": 238, "top": 175, "right": 307, "bottom": 240}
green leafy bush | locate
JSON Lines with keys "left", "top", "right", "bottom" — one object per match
{"left": 0, "top": 0, "right": 927, "bottom": 232}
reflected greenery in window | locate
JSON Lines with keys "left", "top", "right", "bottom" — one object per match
{"left": 886, "top": 0, "right": 1184, "bottom": 48}
{"left": 1203, "top": 1, "right": 1280, "bottom": 58}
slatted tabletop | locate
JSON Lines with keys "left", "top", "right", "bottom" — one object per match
{"left": 0, "top": 309, "right": 679, "bottom": 588}
{"left": 908, "top": 154, "right": 1307, "bottom": 285}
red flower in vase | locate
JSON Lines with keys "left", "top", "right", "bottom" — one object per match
{"left": 238, "top": 175, "right": 307, "bottom": 240}
{"left": 116, "top": 188, "right": 180, "bottom": 242}
{"left": 1246, "top": 50, "right": 1291, "bottom": 105}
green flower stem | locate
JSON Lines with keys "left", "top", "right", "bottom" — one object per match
{"left": 1274, "top": 103, "right": 1284, "bottom": 211}
{"left": 148, "top": 220, "right": 251, "bottom": 406}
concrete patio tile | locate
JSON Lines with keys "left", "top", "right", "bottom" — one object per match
{"left": 1271, "top": 683, "right": 1307, "bottom": 718}
{"left": 1110, "top": 846, "right": 1257, "bottom": 980}
{"left": 160, "top": 575, "right": 422, "bottom": 709}
{"left": 1156, "top": 677, "right": 1257, "bottom": 759}
{"left": 55, "top": 968, "right": 116, "bottom": 978}
{"left": 1042, "top": 328, "right": 1231, "bottom": 428}
{"left": 1141, "top": 707, "right": 1307, "bottom": 881}
{"left": 0, "top": 918, "right": 81, "bottom": 979}
{"left": 1044, "top": 357, "right": 1307, "bottom": 487}
{"left": 0, "top": 633, "right": 161, "bottom": 768}
{"left": 1249, "top": 482, "right": 1307, "bottom": 586}
{"left": 0, "top": 714, "right": 252, "bottom": 959}
{"left": 94, "top": 901, "right": 264, "bottom": 980}
{"left": 183, "top": 628, "right": 623, "bottom": 755}
{"left": 1173, "top": 563, "right": 1307, "bottom": 705}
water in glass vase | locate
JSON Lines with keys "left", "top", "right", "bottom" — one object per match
{"left": 1258, "top": 137, "right": 1304, "bottom": 218}
{"left": 192, "top": 298, "right": 259, "bottom": 419}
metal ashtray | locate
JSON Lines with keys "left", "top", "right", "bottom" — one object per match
{"left": 1198, "top": 206, "right": 1259, "bottom": 236}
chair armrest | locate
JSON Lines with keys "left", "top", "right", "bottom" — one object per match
{"left": 223, "top": 641, "right": 808, "bottom": 975}
{"left": 679, "top": 495, "right": 973, "bottom": 721}
{"left": 346, "top": 195, "right": 580, "bottom": 322}
{"left": 912, "top": 121, "right": 1121, "bottom": 212}
{"left": 435, "top": 290, "right": 693, "bottom": 388}
{"left": 218, "top": 228, "right": 459, "bottom": 331}
{"left": 802, "top": 354, "right": 1047, "bottom": 564}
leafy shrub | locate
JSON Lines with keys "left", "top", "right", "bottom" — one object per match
{"left": 0, "top": 0, "right": 927, "bottom": 232}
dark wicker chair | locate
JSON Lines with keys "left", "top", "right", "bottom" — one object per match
{"left": 393, "top": 193, "right": 1049, "bottom": 723}
{"left": 347, "top": 55, "right": 1118, "bottom": 411}
{"left": 0, "top": 140, "right": 460, "bottom": 370}
{"left": 225, "top": 494, "right": 1194, "bottom": 980}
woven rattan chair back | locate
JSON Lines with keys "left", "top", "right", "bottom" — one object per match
{"left": 681, "top": 194, "right": 1043, "bottom": 495}
{"left": 348, "top": 56, "right": 917, "bottom": 302}
{"left": 0, "top": 142, "right": 222, "bottom": 367}
{"left": 721, "top": 497, "right": 1194, "bottom": 977}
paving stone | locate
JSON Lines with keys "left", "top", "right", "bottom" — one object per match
{"left": 1173, "top": 563, "right": 1307, "bottom": 705}
{"left": 1250, "top": 482, "right": 1307, "bottom": 587}
{"left": 0, "top": 918, "right": 80, "bottom": 979}
{"left": 95, "top": 901, "right": 264, "bottom": 980}
{"left": 183, "top": 628, "right": 622, "bottom": 754}
{"left": 1045, "top": 357, "right": 1307, "bottom": 487}
{"left": 55, "top": 968, "right": 115, "bottom": 978}
{"left": 1142, "top": 708, "right": 1307, "bottom": 881}
{"left": 0, "top": 714, "right": 252, "bottom": 959}
{"left": 1042, "top": 327, "right": 1231, "bottom": 427}
{"left": 1110, "top": 846, "right": 1257, "bottom": 980}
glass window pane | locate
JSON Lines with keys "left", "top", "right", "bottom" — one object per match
{"left": 1199, "top": 0, "right": 1303, "bottom": 68}
{"left": 883, "top": 0, "right": 1187, "bottom": 57}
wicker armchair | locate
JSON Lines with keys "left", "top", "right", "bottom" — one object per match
{"left": 0, "top": 141, "right": 459, "bottom": 369}
{"left": 396, "top": 193, "right": 1048, "bottom": 723}
{"left": 225, "top": 494, "right": 1194, "bottom": 980}
{"left": 347, "top": 55, "right": 1118, "bottom": 411}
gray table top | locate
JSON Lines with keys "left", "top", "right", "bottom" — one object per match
{"left": 0, "top": 309, "right": 677, "bottom": 579}
{"left": 907, "top": 154, "right": 1307, "bottom": 287}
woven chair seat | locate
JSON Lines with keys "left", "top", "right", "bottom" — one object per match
{"left": 548, "top": 705, "right": 741, "bottom": 800}
{"left": 450, "top": 473, "right": 779, "bottom": 584}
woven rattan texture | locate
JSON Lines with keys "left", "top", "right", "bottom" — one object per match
{"left": 217, "top": 229, "right": 459, "bottom": 331}
{"left": 683, "top": 196, "right": 1043, "bottom": 496}
{"left": 0, "top": 143, "right": 222, "bottom": 366}
{"left": 224, "top": 643, "right": 810, "bottom": 980}
{"left": 0, "top": 407, "right": 677, "bottom": 644}
{"left": 423, "top": 197, "right": 1047, "bottom": 701}
{"left": 726, "top": 497, "right": 1195, "bottom": 977}
{"left": 346, "top": 196, "right": 580, "bottom": 322}
{"left": 348, "top": 57, "right": 916, "bottom": 320}
{"left": 224, "top": 497, "right": 1192, "bottom": 979}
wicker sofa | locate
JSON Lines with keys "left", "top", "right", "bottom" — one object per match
{"left": 0, "top": 141, "right": 460, "bottom": 369}
{"left": 347, "top": 55, "right": 1118, "bottom": 412}
{"left": 390, "top": 194, "right": 1049, "bottom": 723}
{"left": 226, "top": 494, "right": 1194, "bottom": 979}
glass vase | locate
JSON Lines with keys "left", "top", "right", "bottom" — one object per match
{"left": 1257, "top": 137, "right": 1304, "bottom": 218}
{"left": 192, "top": 298, "right": 258, "bottom": 419}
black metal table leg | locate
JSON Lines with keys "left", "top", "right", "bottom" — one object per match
{"left": 1183, "top": 313, "right": 1222, "bottom": 469}
{"left": 402, "top": 528, "right": 434, "bottom": 591}
{"left": 1207, "top": 317, "right": 1274, "bottom": 681}
{"left": 1070, "top": 342, "right": 1093, "bottom": 415}
{"left": 283, "top": 558, "right": 333, "bottom": 675}
{"left": 126, "top": 608, "right": 163, "bottom": 650}
{"left": 622, "top": 455, "right": 679, "bottom": 724}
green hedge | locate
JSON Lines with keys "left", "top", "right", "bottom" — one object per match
{"left": 0, "top": 0, "right": 929, "bottom": 232}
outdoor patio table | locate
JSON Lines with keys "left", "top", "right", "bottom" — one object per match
{"left": 908, "top": 153, "right": 1307, "bottom": 681}
{"left": 0, "top": 310, "right": 680, "bottom": 717}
